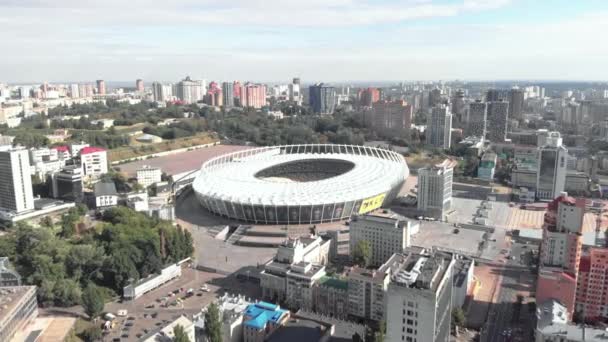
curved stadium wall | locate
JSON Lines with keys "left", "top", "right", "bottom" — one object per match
{"left": 192, "top": 144, "right": 408, "bottom": 224}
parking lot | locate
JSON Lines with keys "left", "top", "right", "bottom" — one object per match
{"left": 101, "top": 267, "right": 262, "bottom": 341}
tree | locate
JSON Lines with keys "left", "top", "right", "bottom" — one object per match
{"left": 353, "top": 240, "right": 372, "bottom": 267}
{"left": 452, "top": 308, "right": 466, "bottom": 328}
{"left": 204, "top": 302, "right": 222, "bottom": 342}
{"left": 81, "top": 325, "right": 102, "bottom": 342}
{"left": 82, "top": 284, "right": 105, "bottom": 320}
{"left": 173, "top": 324, "right": 191, "bottom": 342}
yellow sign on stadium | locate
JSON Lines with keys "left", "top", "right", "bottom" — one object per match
{"left": 359, "top": 193, "right": 386, "bottom": 214}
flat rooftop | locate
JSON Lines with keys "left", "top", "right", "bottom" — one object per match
{"left": 117, "top": 144, "right": 250, "bottom": 177}
{"left": 0, "top": 286, "right": 36, "bottom": 324}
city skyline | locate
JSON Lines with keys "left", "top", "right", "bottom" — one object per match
{"left": 2, "top": 0, "right": 608, "bottom": 82}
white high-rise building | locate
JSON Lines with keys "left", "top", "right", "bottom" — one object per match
{"left": 0, "top": 146, "right": 34, "bottom": 213}
{"left": 69, "top": 84, "right": 80, "bottom": 98}
{"left": 427, "top": 105, "right": 452, "bottom": 149}
{"left": 176, "top": 76, "right": 205, "bottom": 104}
{"left": 152, "top": 82, "right": 166, "bottom": 102}
{"left": 349, "top": 212, "right": 419, "bottom": 267}
{"left": 417, "top": 159, "right": 455, "bottom": 219}
{"left": 386, "top": 250, "right": 455, "bottom": 342}
{"left": 536, "top": 132, "right": 568, "bottom": 200}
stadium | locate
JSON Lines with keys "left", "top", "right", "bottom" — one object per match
{"left": 192, "top": 144, "right": 408, "bottom": 225}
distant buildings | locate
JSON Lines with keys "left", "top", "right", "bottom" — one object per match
{"left": 152, "top": 82, "right": 171, "bottom": 103}
{"left": 222, "top": 82, "right": 235, "bottom": 108}
{"left": 135, "top": 79, "right": 144, "bottom": 92}
{"left": 349, "top": 212, "right": 419, "bottom": 267}
{"left": 509, "top": 88, "right": 524, "bottom": 120}
{"left": 385, "top": 250, "right": 454, "bottom": 342}
{"left": 240, "top": 83, "right": 266, "bottom": 109}
{"left": 288, "top": 78, "right": 302, "bottom": 105}
{"left": 466, "top": 101, "right": 487, "bottom": 139}
{"left": 369, "top": 100, "right": 413, "bottom": 139}
{"left": 96, "top": 79, "right": 106, "bottom": 95}
{"left": 426, "top": 105, "right": 452, "bottom": 149}
{"left": 417, "top": 159, "right": 455, "bottom": 219}
{"left": 176, "top": 76, "right": 205, "bottom": 104}
{"left": 486, "top": 100, "right": 509, "bottom": 143}
{"left": 0, "top": 146, "right": 34, "bottom": 213}
{"left": 359, "top": 87, "right": 380, "bottom": 107}
{"left": 309, "top": 83, "right": 337, "bottom": 115}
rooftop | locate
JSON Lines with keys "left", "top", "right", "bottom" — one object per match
{"left": 243, "top": 302, "right": 289, "bottom": 330}
{"left": 390, "top": 251, "right": 453, "bottom": 291}
{"left": 0, "top": 286, "right": 36, "bottom": 324}
{"left": 94, "top": 181, "right": 117, "bottom": 197}
{"left": 80, "top": 146, "right": 106, "bottom": 155}
{"left": 318, "top": 276, "right": 348, "bottom": 291}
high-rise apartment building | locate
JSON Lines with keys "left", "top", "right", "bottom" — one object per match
{"left": 466, "top": 101, "right": 487, "bottom": 139}
{"left": 0, "top": 146, "right": 34, "bottom": 213}
{"left": 152, "top": 82, "right": 167, "bottom": 102}
{"left": 385, "top": 251, "right": 455, "bottom": 342}
{"left": 536, "top": 132, "right": 568, "bottom": 200}
{"left": 451, "top": 89, "right": 466, "bottom": 126}
{"left": 486, "top": 101, "right": 509, "bottom": 143}
{"left": 359, "top": 87, "right": 380, "bottom": 107}
{"left": 417, "top": 159, "right": 455, "bottom": 219}
{"left": 485, "top": 88, "right": 509, "bottom": 102}
{"left": 288, "top": 78, "right": 302, "bottom": 105}
{"left": 135, "top": 79, "right": 144, "bottom": 92}
{"left": 369, "top": 100, "right": 413, "bottom": 139}
{"left": 576, "top": 247, "right": 608, "bottom": 321}
{"left": 426, "top": 105, "right": 452, "bottom": 149}
{"left": 238, "top": 83, "right": 266, "bottom": 109}
{"left": 309, "top": 83, "right": 337, "bottom": 115}
{"left": 349, "top": 212, "right": 418, "bottom": 267}
{"left": 176, "top": 76, "right": 204, "bottom": 104}
{"left": 205, "top": 81, "right": 223, "bottom": 107}
{"left": 536, "top": 194, "right": 585, "bottom": 318}
{"left": 222, "top": 82, "right": 235, "bottom": 108}
{"left": 69, "top": 83, "right": 79, "bottom": 98}
{"left": 509, "top": 88, "right": 524, "bottom": 120}
{"left": 96, "top": 79, "right": 106, "bottom": 95}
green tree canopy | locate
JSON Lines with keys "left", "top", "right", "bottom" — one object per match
{"left": 353, "top": 240, "right": 372, "bottom": 268}
{"left": 173, "top": 324, "right": 191, "bottom": 342}
{"left": 82, "top": 283, "right": 105, "bottom": 320}
{"left": 204, "top": 303, "right": 222, "bottom": 342}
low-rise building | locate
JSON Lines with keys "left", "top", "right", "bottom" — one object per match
{"left": 242, "top": 302, "right": 290, "bottom": 342}
{"left": 478, "top": 152, "right": 497, "bottom": 181}
{"left": 136, "top": 165, "right": 162, "bottom": 188}
{"left": 141, "top": 315, "right": 194, "bottom": 342}
{"left": 123, "top": 264, "right": 181, "bottom": 300}
{"left": 534, "top": 299, "right": 608, "bottom": 342}
{"left": 94, "top": 181, "right": 118, "bottom": 208}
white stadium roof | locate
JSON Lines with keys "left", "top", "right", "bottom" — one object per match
{"left": 192, "top": 144, "right": 408, "bottom": 207}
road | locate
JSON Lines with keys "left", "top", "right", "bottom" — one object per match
{"left": 482, "top": 241, "right": 537, "bottom": 342}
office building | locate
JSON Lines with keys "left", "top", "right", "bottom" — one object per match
{"left": 309, "top": 83, "right": 337, "bottom": 115}
{"left": 50, "top": 165, "right": 83, "bottom": 202}
{"left": 427, "top": 105, "right": 452, "bottom": 149}
{"left": 417, "top": 159, "right": 456, "bottom": 219}
{"left": 487, "top": 101, "right": 509, "bottom": 143}
{"left": 0, "top": 147, "right": 34, "bottom": 213}
{"left": 222, "top": 82, "right": 235, "bottom": 108}
{"left": 451, "top": 89, "right": 466, "bottom": 125}
{"left": 69, "top": 83, "right": 79, "bottom": 98}
{"left": 79, "top": 146, "right": 108, "bottom": 180}
{"left": 385, "top": 250, "right": 455, "bottom": 342}
{"left": 536, "top": 132, "right": 568, "bottom": 200}
{"left": 176, "top": 76, "right": 204, "bottom": 104}
{"left": 370, "top": 100, "right": 413, "bottom": 139}
{"left": 466, "top": 101, "right": 487, "bottom": 139}
{"left": 0, "top": 286, "right": 38, "bottom": 342}
{"left": 536, "top": 194, "right": 585, "bottom": 318}
{"left": 509, "top": 88, "right": 524, "bottom": 120}
{"left": 96, "top": 79, "right": 106, "bottom": 95}
{"left": 349, "top": 212, "right": 418, "bottom": 267}
{"left": 136, "top": 165, "right": 162, "bottom": 188}
{"left": 135, "top": 79, "right": 144, "bottom": 92}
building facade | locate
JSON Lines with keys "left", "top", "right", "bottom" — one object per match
{"left": 50, "top": 165, "right": 83, "bottom": 202}
{"left": 466, "top": 101, "right": 487, "bottom": 139}
{"left": 136, "top": 165, "right": 162, "bottom": 188}
{"left": 309, "top": 83, "right": 337, "bottom": 115}
{"left": 79, "top": 146, "right": 108, "bottom": 180}
{"left": 370, "top": 100, "right": 413, "bottom": 139}
{"left": 427, "top": 105, "right": 452, "bottom": 149}
{"left": 487, "top": 101, "right": 509, "bottom": 143}
{"left": 386, "top": 251, "right": 455, "bottom": 342}
{"left": 0, "top": 146, "right": 34, "bottom": 213}
{"left": 417, "top": 160, "right": 455, "bottom": 219}
{"left": 0, "top": 286, "right": 38, "bottom": 342}
{"left": 536, "top": 132, "right": 568, "bottom": 200}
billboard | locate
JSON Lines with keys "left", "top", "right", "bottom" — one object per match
{"left": 358, "top": 193, "right": 386, "bottom": 214}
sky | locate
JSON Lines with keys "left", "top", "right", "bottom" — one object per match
{"left": 2, "top": 0, "right": 608, "bottom": 83}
